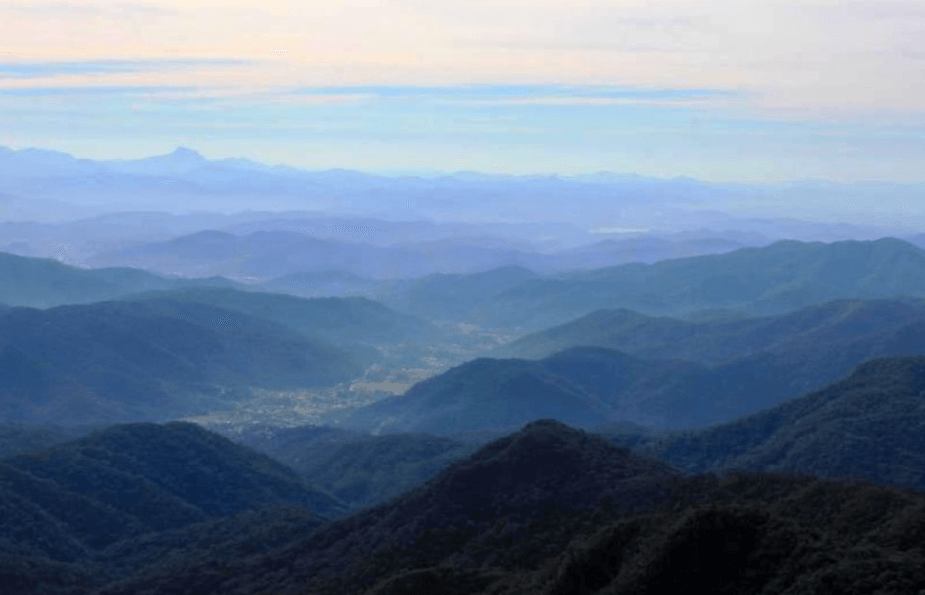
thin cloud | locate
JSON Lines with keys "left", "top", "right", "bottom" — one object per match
{"left": 0, "top": 59, "right": 250, "bottom": 79}
{"left": 286, "top": 85, "right": 739, "bottom": 104}
{"left": 3, "top": 1, "right": 177, "bottom": 17}
{"left": 0, "top": 85, "right": 199, "bottom": 96}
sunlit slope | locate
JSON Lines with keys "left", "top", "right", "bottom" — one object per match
{"left": 0, "top": 300, "right": 364, "bottom": 424}
{"left": 388, "top": 238, "right": 925, "bottom": 330}
{"left": 0, "top": 251, "right": 239, "bottom": 308}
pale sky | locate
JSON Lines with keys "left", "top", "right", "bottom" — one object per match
{"left": 1, "top": 0, "right": 923, "bottom": 182}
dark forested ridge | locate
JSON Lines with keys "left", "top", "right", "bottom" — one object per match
{"left": 1, "top": 419, "right": 924, "bottom": 594}
{"left": 71, "top": 420, "right": 925, "bottom": 595}
{"left": 0, "top": 421, "right": 346, "bottom": 593}
{"left": 0, "top": 422, "right": 101, "bottom": 459}
{"left": 623, "top": 354, "right": 925, "bottom": 494}
{"left": 0, "top": 299, "right": 365, "bottom": 424}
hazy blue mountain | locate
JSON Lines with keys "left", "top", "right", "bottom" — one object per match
{"left": 421, "top": 237, "right": 925, "bottom": 330}
{"left": 0, "top": 250, "right": 240, "bottom": 308}
{"left": 118, "top": 287, "right": 433, "bottom": 347}
{"left": 0, "top": 146, "right": 103, "bottom": 177}
{"left": 86, "top": 229, "right": 557, "bottom": 280}
{"left": 0, "top": 300, "right": 365, "bottom": 425}
{"left": 630, "top": 355, "right": 925, "bottom": 493}
{"left": 382, "top": 265, "right": 540, "bottom": 321}
{"left": 101, "top": 147, "right": 209, "bottom": 176}
{"left": 494, "top": 297, "right": 925, "bottom": 362}
{"left": 0, "top": 212, "right": 258, "bottom": 266}
{"left": 343, "top": 348, "right": 681, "bottom": 434}
{"left": 80, "top": 226, "right": 776, "bottom": 283}
{"left": 554, "top": 235, "right": 750, "bottom": 267}
{"left": 258, "top": 270, "right": 383, "bottom": 298}
{"left": 347, "top": 307, "right": 925, "bottom": 433}
{"left": 86, "top": 230, "right": 432, "bottom": 279}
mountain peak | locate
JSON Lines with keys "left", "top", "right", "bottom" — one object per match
{"left": 410, "top": 419, "right": 678, "bottom": 523}
{"left": 165, "top": 146, "right": 204, "bottom": 160}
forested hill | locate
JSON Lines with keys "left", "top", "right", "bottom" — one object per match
{"left": 0, "top": 421, "right": 347, "bottom": 593}
{"left": 345, "top": 302, "right": 925, "bottom": 432}
{"left": 385, "top": 237, "right": 925, "bottom": 330}
{"left": 92, "top": 420, "right": 925, "bottom": 595}
{"left": 0, "top": 250, "right": 239, "bottom": 308}
{"left": 626, "top": 354, "right": 925, "bottom": 493}
{"left": 0, "top": 300, "right": 365, "bottom": 425}
{"left": 118, "top": 286, "right": 435, "bottom": 346}
{"left": 493, "top": 297, "right": 925, "bottom": 362}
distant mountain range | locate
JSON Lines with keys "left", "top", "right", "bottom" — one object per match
{"left": 494, "top": 297, "right": 925, "bottom": 362}
{"left": 383, "top": 237, "right": 925, "bottom": 330}
{"left": 82, "top": 227, "right": 769, "bottom": 281}
{"left": 3, "top": 144, "right": 921, "bottom": 237}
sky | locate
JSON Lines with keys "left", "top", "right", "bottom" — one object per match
{"left": 0, "top": 0, "right": 923, "bottom": 183}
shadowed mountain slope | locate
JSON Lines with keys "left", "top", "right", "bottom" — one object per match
{"left": 297, "top": 433, "right": 482, "bottom": 510}
{"left": 93, "top": 420, "right": 925, "bottom": 595}
{"left": 0, "top": 422, "right": 345, "bottom": 564}
{"left": 0, "top": 300, "right": 364, "bottom": 424}
{"left": 96, "top": 419, "right": 681, "bottom": 595}
{"left": 0, "top": 423, "right": 102, "bottom": 459}
{"left": 628, "top": 355, "right": 925, "bottom": 494}
{"left": 221, "top": 425, "right": 483, "bottom": 511}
